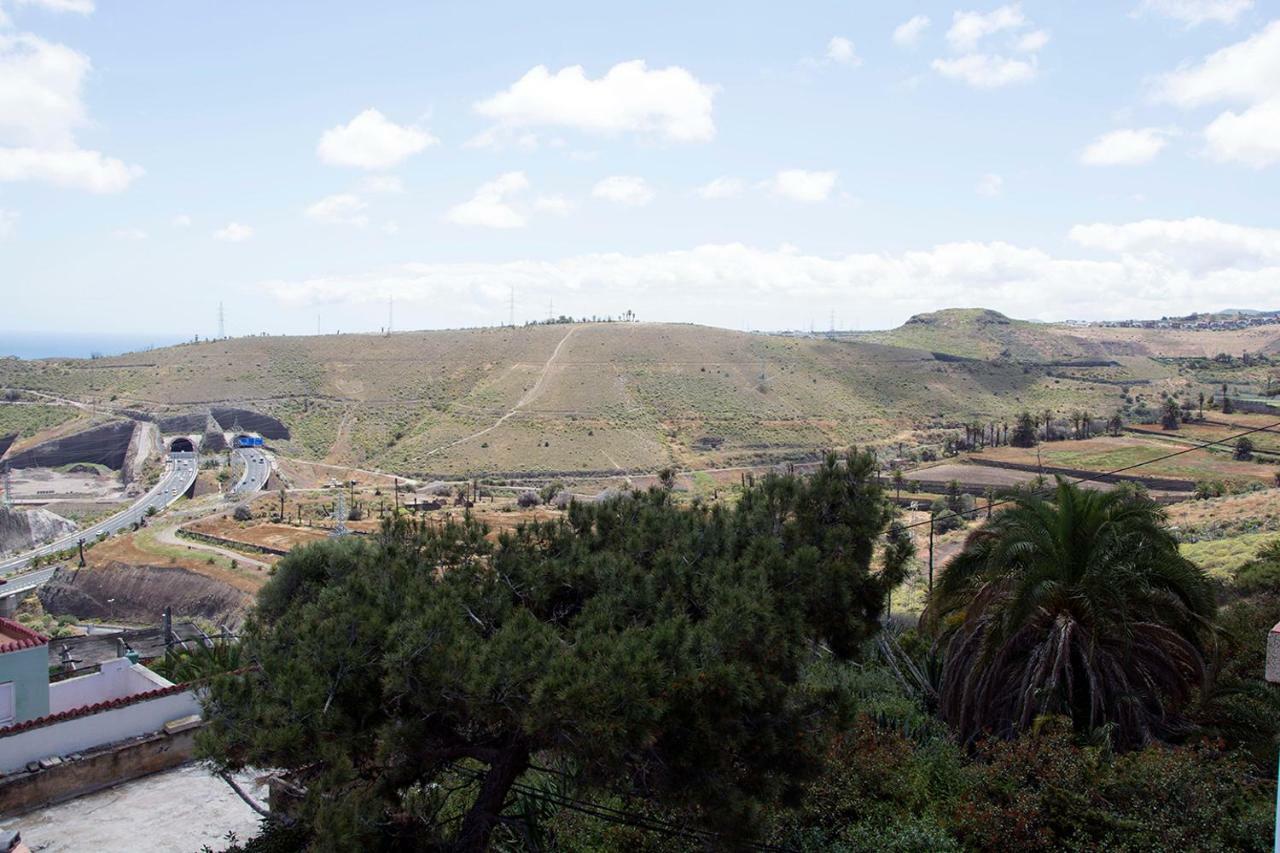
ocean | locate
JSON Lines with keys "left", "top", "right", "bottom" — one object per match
{"left": 0, "top": 331, "right": 188, "bottom": 360}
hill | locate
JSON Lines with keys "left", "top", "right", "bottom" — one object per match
{"left": 1, "top": 317, "right": 1276, "bottom": 478}
{"left": 855, "top": 308, "right": 1280, "bottom": 361}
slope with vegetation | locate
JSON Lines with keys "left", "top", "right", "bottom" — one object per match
{"left": 7, "top": 316, "right": 1265, "bottom": 478}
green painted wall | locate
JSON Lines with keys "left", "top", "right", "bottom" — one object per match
{"left": 0, "top": 646, "right": 50, "bottom": 723}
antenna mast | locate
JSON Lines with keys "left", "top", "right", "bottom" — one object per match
{"left": 218, "top": 301, "right": 225, "bottom": 339}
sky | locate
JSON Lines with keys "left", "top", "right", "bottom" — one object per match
{"left": 2, "top": 0, "right": 1280, "bottom": 338}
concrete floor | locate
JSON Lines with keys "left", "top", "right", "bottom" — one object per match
{"left": 0, "top": 763, "right": 265, "bottom": 852}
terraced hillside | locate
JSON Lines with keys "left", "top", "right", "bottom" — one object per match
{"left": 1, "top": 317, "right": 1275, "bottom": 478}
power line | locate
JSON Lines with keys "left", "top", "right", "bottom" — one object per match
{"left": 896, "top": 417, "right": 1280, "bottom": 533}
{"left": 447, "top": 763, "right": 787, "bottom": 851}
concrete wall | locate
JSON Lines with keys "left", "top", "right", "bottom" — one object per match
{"left": 0, "top": 646, "right": 49, "bottom": 725}
{"left": 49, "top": 660, "right": 173, "bottom": 715}
{"left": 0, "top": 689, "right": 200, "bottom": 774}
{"left": 0, "top": 728, "right": 199, "bottom": 816}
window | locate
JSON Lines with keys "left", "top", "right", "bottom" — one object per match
{"left": 0, "top": 682, "right": 13, "bottom": 727}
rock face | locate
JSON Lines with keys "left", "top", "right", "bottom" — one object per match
{"left": 211, "top": 407, "right": 289, "bottom": 440}
{"left": 39, "top": 563, "right": 251, "bottom": 629}
{"left": 0, "top": 506, "right": 76, "bottom": 554}
{"left": 4, "top": 420, "right": 137, "bottom": 471}
{"left": 121, "top": 421, "right": 160, "bottom": 484}
{"left": 201, "top": 415, "right": 228, "bottom": 452}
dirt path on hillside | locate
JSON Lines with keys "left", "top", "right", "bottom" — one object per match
{"left": 153, "top": 520, "right": 272, "bottom": 570}
{"left": 423, "top": 326, "right": 578, "bottom": 458}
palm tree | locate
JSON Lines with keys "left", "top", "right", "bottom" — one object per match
{"left": 924, "top": 479, "right": 1214, "bottom": 749}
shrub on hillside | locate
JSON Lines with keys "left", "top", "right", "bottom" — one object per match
{"left": 232, "top": 504, "right": 252, "bottom": 521}
{"left": 516, "top": 490, "right": 540, "bottom": 508}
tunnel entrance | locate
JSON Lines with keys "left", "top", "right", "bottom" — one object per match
{"left": 169, "top": 437, "right": 195, "bottom": 453}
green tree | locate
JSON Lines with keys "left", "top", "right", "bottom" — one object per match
{"left": 1009, "top": 411, "right": 1038, "bottom": 448}
{"left": 1234, "top": 437, "right": 1255, "bottom": 461}
{"left": 1107, "top": 412, "right": 1124, "bottom": 437}
{"left": 925, "top": 479, "right": 1214, "bottom": 749}
{"left": 199, "top": 451, "right": 912, "bottom": 851}
{"left": 1161, "top": 396, "right": 1181, "bottom": 430}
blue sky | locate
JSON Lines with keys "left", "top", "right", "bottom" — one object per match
{"left": 2, "top": 0, "right": 1279, "bottom": 337}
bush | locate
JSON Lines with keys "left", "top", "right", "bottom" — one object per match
{"left": 516, "top": 490, "right": 540, "bottom": 508}
{"left": 232, "top": 504, "right": 253, "bottom": 522}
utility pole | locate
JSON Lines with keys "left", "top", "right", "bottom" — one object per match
{"left": 394, "top": 478, "right": 400, "bottom": 512}
{"left": 928, "top": 517, "right": 935, "bottom": 594}
{"left": 218, "top": 301, "right": 225, "bottom": 339}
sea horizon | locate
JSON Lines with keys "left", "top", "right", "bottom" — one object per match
{"left": 0, "top": 330, "right": 188, "bottom": 360}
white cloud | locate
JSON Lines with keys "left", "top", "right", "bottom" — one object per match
{"left": 1157, "top": 20, "right": 1280, "bottom": 107}
{"left": 112, "top": 227, "right": 147, "bottom": 240}
{"left": 1138, "top": 0, "right": 1253, "bottom": 26}
{"left": 316, "top": 109, "right": 436, "bottom": 170}
{"left": 214, "top": 222, "right": 253, "bottom": 242}
{"left": 258, "top": 219, "right": 1280, "bottom": 328}
{"left": 932, "top": 54, "right": 1036, "bottom": 88}
{"left": 1080, "top": 127, "right": 1170, "bottom": 165}
{"left": 0, "top": 33, "right": 142, "bottom": 192}
{"left": 893, "top": 15, "right": 931, "bottom": 47}
{"left": 1157, "top": 21, "right": 1280, "bottom": 166}
{"left": 0, "top": 209, "right": 16, "bottom": 238}
{"left": 695, "top": 176, "right": 745, "bottom": 199}
{"left": 976, "top": 173, "right": 1003, "bottom": 196}
{"left": 447, "top": 171, "right": 529, "bottom": 228}
{"left": 592, "top": 175, "right": 654, "bottom": 206}
{"left": 1069, "top": 216, "right": 1280, "bottom": 272}
{"left": 474, "top": 60, "right": 717, "bottom": 144}
{"left": 1202, "top": 98, "right": 1280, "bottom": 166}
{"left": 358, "top": 174, "right": 405, "bottom": 194}
{"left": 826, "top": 36, "right": 861, "bottom": 66}
{"left": 305, "top": 193, "right": 369, "bottom": 227}
{"left": 946, "top": 4, "right": 1027, "bottom": 52}
{"left": 0, "top": 147, "right": 142, "bottom": 192}
{"left": 13, "top": 0, "right": 95, "bottom": 12}
{"left": 1015, "top": 29, "right": 1050, "bottom": 52}
{"left": 172, "top": 214, "right": 191, "bottom": 228}
{"left": 533, "top": 195, "right": 573, "bottom": 216}
{"left": 766, "top": 169, "right": 837, "bottom": 202}
{"left": 935, "top": 4, "right": 1045, "bottom": 88}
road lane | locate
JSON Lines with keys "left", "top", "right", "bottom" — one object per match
{"left": 0, "top": 452, "right": 199, "bottom": 576}
{"left": 228, "top": 448, "right": 271, "bottom": 498}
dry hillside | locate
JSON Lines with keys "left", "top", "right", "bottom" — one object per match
{"left": 2, "top": 317, "right": 1276, "bottom": 478}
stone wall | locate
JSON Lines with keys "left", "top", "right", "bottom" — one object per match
{"left": 0, "top": 728, "right": 199, "bottom": 816}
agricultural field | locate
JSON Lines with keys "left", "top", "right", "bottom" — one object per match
{"left": 978, "top": 435, "right": 1276, "bottom": 487}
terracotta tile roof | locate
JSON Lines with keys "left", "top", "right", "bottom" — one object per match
{"left": 0, "top": 682, "right": 191, "bottom": 736}
{"left": 0, "top": 618, "right": 48, "bottom": 654}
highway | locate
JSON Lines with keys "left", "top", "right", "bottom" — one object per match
{"left": 229, "top": 448, "right": 272, "bottom": 498}
{"left": 0, "top": 452, "right": 199, "bottom": 577}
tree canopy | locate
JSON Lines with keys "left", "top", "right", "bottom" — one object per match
{"left": 199, "top": 450, "right": 911, "bottom": 851}
{"left": 924, "top": 479, "right": 1215, "bottom": 750}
